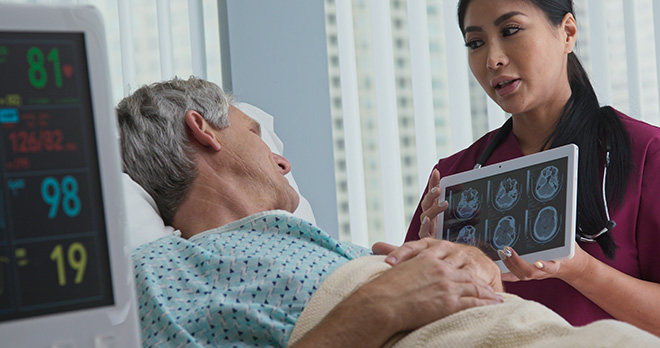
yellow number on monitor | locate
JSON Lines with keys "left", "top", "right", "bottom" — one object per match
{"left": 68, "top": 242, "right": 87, "bottom": 284}
{"left": 50, "top": 245, "right": 66, "bottom": 286}
{"left": 50, "top": 242, "right": 87, "bottom": 286}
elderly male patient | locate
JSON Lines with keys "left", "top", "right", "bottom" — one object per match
{"left": 118, "top": 77, "right": 502, "bottom": 347}
{"left": 119, "top": 77, "right": 659, "bottom": 348}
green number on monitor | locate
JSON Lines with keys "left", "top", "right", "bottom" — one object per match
{"left": 27, "top": 47, "right": 62, "bottom": 88}
{"left": 27, "top": 47, "right": 47, "bottom": 89}
{"left": 46, "top": 48, "right": 62, "bottom": 88}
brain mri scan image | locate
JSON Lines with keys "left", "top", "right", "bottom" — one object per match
{"left": 534, "top": 165, "right": 561, "bottom": 201}
{"left": 456, "top": 225, "right": 477, "bottom": 246}
{"left": 533, "top": 206, "right": 559, "bottom": 242}
{"left": 456, "top": 187, "right": 481, "bottom": 220}
{"left": 492, "top": 216, "right": 517, "bottom": 249}
{"left": 494, "top": 177, "right": 522, "bottom": 211}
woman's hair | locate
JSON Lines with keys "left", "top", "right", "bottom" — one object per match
{"left": 458, "top": 0, "right": 632, "bottom": 258}
{"left": 116, "top": 76, "right": 232, "bottom": 225}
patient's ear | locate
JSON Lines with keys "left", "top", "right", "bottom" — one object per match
{"left": 185, "top": 110, "right": 222, "bottom": 151}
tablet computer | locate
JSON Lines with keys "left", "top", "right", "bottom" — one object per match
{"left": 436, "top": 144, "right": 578, "bottom": 271}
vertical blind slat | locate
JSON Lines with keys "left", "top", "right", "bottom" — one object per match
{"left": 407, "top": 0, "right": 438, "bottom": 194}
{"left": 587, "top": 0, "right": 612, "bottom": 105}
{"left": 157, "top": 0, "right": 174, "bottom": 80}
{"left": 117, "top": 0, "right": 136, "bottom": 95}
{"left": 370, "top": 0, "right": 406, "bottom": 244}
{"left": 623, "top": 0, "right": 642, "bottom": 119}
{"left": 443, "top": 0, "right": 472, "bottom": 152}
{"left": 336, "top": 0, "right": 370, "bottom": 247}
{"left": 188, "top": 0, "right": 207, "bottom": 79}
{"left": 217, "top": 0, "right": 232, "bottom": 91}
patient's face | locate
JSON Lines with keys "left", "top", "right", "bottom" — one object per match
{"left": 218, "top": 106, "right": 299, "bottom": 213}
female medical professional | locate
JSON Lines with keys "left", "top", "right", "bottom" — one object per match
{"left": 404, "top": 0, "right": 660, "bottom": 337}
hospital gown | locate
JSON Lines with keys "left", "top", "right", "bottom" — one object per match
{"left": 132, "top": 210, "right": 371, "bottom": 347}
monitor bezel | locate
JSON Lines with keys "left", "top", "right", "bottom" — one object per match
{"left": 0, "top": 4, "right": 139, "bottom": 347}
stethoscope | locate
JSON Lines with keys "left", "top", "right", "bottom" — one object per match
{"left": 474, "top": 117, "right": 615, "bottom": 243}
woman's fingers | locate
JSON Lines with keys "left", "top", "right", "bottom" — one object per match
{"left": 429, "top": 168, "right": 440, "bottom": 190}
{"left": 421, "top": 185, "right": 441, "bottom": 211}
{"left": 418, "top": 215, "right": 435, "bottom": 239}
{"left": 419, "top": 169, "right": 446, "bottom": 239}
{"left": 421, "top": 169, "right": 441, "bottom": 210}
{"left": 498, "top": 247, "right": 559, "bottom": 281}
{"left": 418, "top": 200, "right": 448, "bottom": 239}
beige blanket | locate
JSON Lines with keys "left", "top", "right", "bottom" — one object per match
{"left": 289, "top": 255, "right": 660, "bottom": 347}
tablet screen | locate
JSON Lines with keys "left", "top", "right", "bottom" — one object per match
{"left": 437, "top": 145, "right": 577, "bottom": 267}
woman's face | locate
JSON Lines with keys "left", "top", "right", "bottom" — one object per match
{"left": 463, "top": 0, "right": 576, "bottom": 117}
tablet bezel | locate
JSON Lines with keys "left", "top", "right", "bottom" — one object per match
{"left": 436, "top": 144, "right": 578, "bottom": 271}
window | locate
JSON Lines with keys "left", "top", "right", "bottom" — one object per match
{"left": 323, "top": 0, "right": 660, "bottom": 247}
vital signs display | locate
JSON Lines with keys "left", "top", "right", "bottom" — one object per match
{"left": 0, "top": 31, "right": 113, "bottom": 322}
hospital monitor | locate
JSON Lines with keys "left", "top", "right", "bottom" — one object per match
{"left": 0, "top": 4, "right": 140, "bottom": 347}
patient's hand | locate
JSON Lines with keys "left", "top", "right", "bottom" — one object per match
{"left": 373, "top": 238, "right": 504, "bottom": 292}
{"left": 291, "top": 250, "right": 503, "bottom": 348}
{"left": 361, "top": 249, "right": 503, "bottom": 335}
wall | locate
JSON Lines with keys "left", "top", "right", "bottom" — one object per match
{"left": 223, "top": 0, "right": 339, "bottom": 237}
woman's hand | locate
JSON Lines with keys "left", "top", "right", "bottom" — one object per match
{"left": 499, "top": 242, "right": 590, "bottom": 282}
{"left": 373, "top": 238, "right": 504, "bottom": 292}
{"left": 418, "top": 169, "right": 448, "bottom": 239}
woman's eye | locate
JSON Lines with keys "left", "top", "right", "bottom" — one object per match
{"left": 465, "top": 39, "right": 484, "bottom": 49}
{"left": 502, "top": 26, "right": 521, "bottom": 37}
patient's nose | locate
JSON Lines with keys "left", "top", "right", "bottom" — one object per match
{"left": 273, "top": 153, "right": 291, "bottom": 175}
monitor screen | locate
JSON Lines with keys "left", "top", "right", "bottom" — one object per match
{"left": 0, "top": 31, "right": 114, "bottom": 322}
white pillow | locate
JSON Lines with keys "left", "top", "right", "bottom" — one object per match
{"left": 122, "top": 103, "right": 316, "bottom": 250}
{"left": 235, "top": 103, "right": 316, "bottom": 225}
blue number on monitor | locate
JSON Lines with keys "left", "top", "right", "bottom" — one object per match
{"left": 41, "top": 176, "right": 81, "bottom": 219}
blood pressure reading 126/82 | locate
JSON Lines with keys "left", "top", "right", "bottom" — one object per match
{"left": 0, "top": 32, "right": 113, "bottom": 322}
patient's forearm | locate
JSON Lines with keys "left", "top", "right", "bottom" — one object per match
{"left": 289, "top": 252, "right": 502, "bottom": 347}
{"left": 289, "top": 284, "right": 397, "bottom": 348}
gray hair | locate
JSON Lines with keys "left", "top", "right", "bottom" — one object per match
{"left": 116, "top": 76, "right": 232, "bottom": 225}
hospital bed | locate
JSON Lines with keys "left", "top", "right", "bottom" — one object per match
{"left": 121, "top": 102, "right": 660, "bottom": 348}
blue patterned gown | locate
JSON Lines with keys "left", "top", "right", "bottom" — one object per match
{"left": 132, "top": 210, "right": 371, "bottom": 347}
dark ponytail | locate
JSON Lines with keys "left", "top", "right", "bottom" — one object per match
{"left": 458, "top": 0, "right": 632, "bottom": 258}
{"left": 548, "top": 53, "right": 631, "bottom": 258}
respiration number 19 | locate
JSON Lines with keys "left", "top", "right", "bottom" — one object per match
{"left": 41, "top": 176, "right": 81, "bottom": 219}
{"left": 27, "top": 47, "right": 62, "bottom": 89}
{"left": 50, "top": 242, "right": 87, "bottom": 286}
